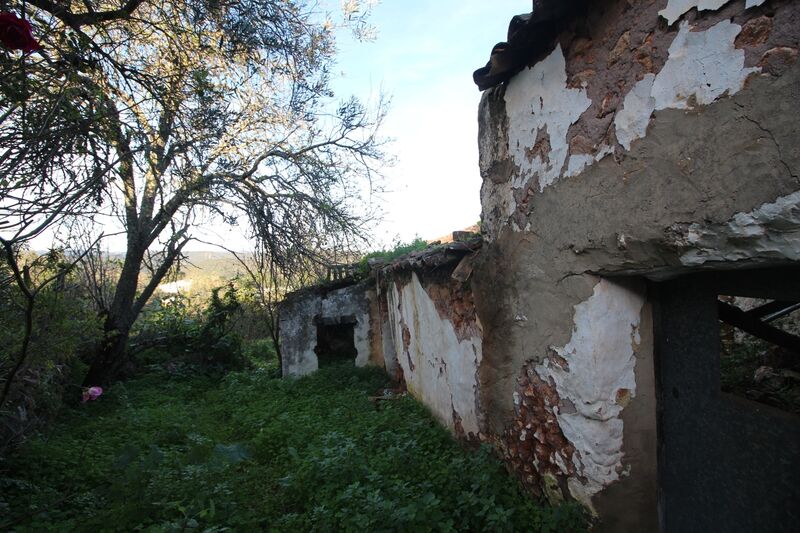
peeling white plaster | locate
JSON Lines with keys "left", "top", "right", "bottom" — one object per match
{"left": 505, "top": 45, "right": 592, "bottom": 191}
{"left": 746, "top": 0, "right": 766, "bottom": 8}
{"left": 280, "top": 297, "right": 319, "bottom": 377}
{"left": 387, "top": 273, "right": 483, "bottom": 435}
{"left": 678, "top": 190, "right": 800, "bottom": 266}
{"left": 658, "top": 0, "right": 732, "bottom": 25}
{"left": 615, "top": 74, "right": 656, "bottom": 151}
{"left": 480, "top": 179, "right": 517, "bottom": 238}
{"left": 535, "top": 279, "right": 645, "bottom": 507}
{"left": 492, "top": 19, "right": 757, "bottom": 229}
{"left": 565, "top": 154, "right": 594, "bottom": 178}
{"left": 652, "top": 20, "right": 759, "bottom": 110}
{"left": 381, "top": 314, "right": 398, "bottom": 377}
{"left": 565, "top": 145, "right": 614, "bottom": 178}
{"left": 615, "top": 20, "right": 758, "bottom": 151}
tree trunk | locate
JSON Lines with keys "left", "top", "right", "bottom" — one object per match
{"left": 83, "top": 244, "right": 144, "bottom": 385}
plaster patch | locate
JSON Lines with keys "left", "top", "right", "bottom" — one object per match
{"left": 615, "top": 74, "right": 656, "bottom": 151}
{"left": 504, "top": 45, "right": 592, "bottom": 191}
{"left": 388, "top": 273, "right": 483, "bottom": 435}
{"left": 746, "top": 0, "right": 766, "bottom": 8}
{"left": 658, "top": 0, "right": 731, "bottom": 25}
{"left": 677, "top": 190, "right": 800, "bottom": 266}
{"left": 279, "top": 295, "right": 320, "bottom": 377}
{"left": 535, "top": 279, "right": 645, "bottom": 505}
{"left": 565, "top": 154, "right": 595, "bottom": 179}
{"left": 651, "top": 20, "right": 759, "bottom": 110}
{"left": 565, "top": 145, "right": 614, "bottom": 178}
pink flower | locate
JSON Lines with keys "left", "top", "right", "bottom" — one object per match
{"left": 0, "top": 12, "right": 40, "bottom": 53}
{"left": 82, "top": 386, "right": 103, "bottom": 403}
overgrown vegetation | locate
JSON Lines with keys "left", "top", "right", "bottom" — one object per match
{"left": 0, "top": 248, "right": 102, "bottom": 452}
{"left": 358, "top": 237, "right": 429, "bottom": 276}
{"left": 136, "top": 291, "right": 248, "bottom": 379}
{"left": 0, "top": 362, "right": 586, "bottom": 531}
{"left": 720, "top": 306, "right": 800, "bottom": 414}
{"left": 2, "top": 0, "right": 387, "bottom": 387}
{"left": 0, "top": 252, "right": 273, "bottom": 451}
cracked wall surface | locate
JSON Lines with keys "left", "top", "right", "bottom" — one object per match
{"left": 505, "top": 44, "right": 592, "bottom": 192}
{"left": 536, "top": 279, "right": 645, "bottom": 510}
{"left": 475, "top": 0, "right": 799, "bottom": 528}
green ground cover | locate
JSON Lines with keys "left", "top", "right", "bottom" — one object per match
{"left": 0, "top": 363, "right": 585, "bottom": 532}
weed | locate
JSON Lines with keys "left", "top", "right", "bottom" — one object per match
{"left": 0, "top": 362, "right": 586, "bottom": 531}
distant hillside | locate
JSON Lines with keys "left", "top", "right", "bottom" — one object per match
{"left": 152, "top": 251, "right": 250, "bottom": 297}
{"left": 180, "top": 251, "right": 248, "bottom": 280}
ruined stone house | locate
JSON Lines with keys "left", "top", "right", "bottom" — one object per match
{"left": 279, "top": 1, "right": 800, "bottom": 531}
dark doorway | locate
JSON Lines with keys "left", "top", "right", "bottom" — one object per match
{"left": 314, "top": 318, "right": 357, "bottom": 366}
{"left": 653, "top": 267, "right": 800, "bottom": 533}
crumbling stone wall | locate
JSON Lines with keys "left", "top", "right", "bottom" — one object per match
{"left": 277, "top": 2, "right": 797, "bottom": 527}
{"left": 474, "top": 0, "right": 798, "bottom": 527}
{"left": 381, "top": 262, "right": 484, "bottom": 438}
{"left": 279, "top": 281, "right": 375, "bottom": 377}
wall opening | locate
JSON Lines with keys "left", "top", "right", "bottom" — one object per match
{"left": 718, "top": 296, "right": 800, "bottom": 415}
{"left": 314, "top": 317, "right": 357, "bottom": 366}
{"left": 654, "top": 267, "right": 800, "bottom": 533}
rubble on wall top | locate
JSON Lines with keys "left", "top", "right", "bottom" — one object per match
{"left": 281, "top": 231, "right": 483, "bottom": 303}
{"left": 473, "top": 0, "right": 588, "bottom": 91}
{"left": 427, "top": 224, "right": 481, "bottom": 245}
{"left": 376, "top": 236, "right": 482, "bottom": 276}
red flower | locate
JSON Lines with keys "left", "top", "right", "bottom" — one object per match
{"left": 0, "top": 12, "right": 40, "bottom": 53}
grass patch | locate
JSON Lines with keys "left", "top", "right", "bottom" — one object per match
{"left": 0, "top": 363, "right": 586, "bottom": 532}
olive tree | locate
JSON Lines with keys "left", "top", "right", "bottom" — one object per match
{"left": 1, "top": 0, "right": 387, "bottom": 384}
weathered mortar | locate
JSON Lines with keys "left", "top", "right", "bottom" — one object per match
{"left": 482, "top": 0, "right": 799, "bottom": 244}
{"left": 473, "top": 0, "right": 799, "bottom": 526}
{"left": 481, "top": 50, "right": 800, "bottom": 281}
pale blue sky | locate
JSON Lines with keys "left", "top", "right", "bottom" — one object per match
{"left": 329, "top": 1, "right": 525, "bottom": 246}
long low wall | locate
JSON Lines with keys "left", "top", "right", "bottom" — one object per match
{"left": 472, "top": 0, "right": 799, "bottom": 530}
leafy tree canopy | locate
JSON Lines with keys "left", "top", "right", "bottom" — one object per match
{"left": 0, "top": 0, "right": 388, "bottom": 382}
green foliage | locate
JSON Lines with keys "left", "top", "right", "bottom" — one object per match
{"left": 0, "top": 363, "right": 587, "bottom": 531}
{"left": 0, "top": 249, "right": 102, "bottom": 451}
{"left": 358, "top": 237, "right": 429, "bottom": 276}
{"left": 720, "top": 323, "right": 800, "bottom": 414}
{"left": 133, "top": 284, "right": 246, "bottom": 373}
{"left": 227, "top": 274, "right": 278, "bottom": 342}
{"left": 242, "top": 339, "right": 280, "bottom": 377}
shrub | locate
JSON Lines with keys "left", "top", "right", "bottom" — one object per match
{"left": 0, "top": 250, "right": 102, "bottom": 453}
{"left": 132, "top": 284, "right": 246, "bottom": 373}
